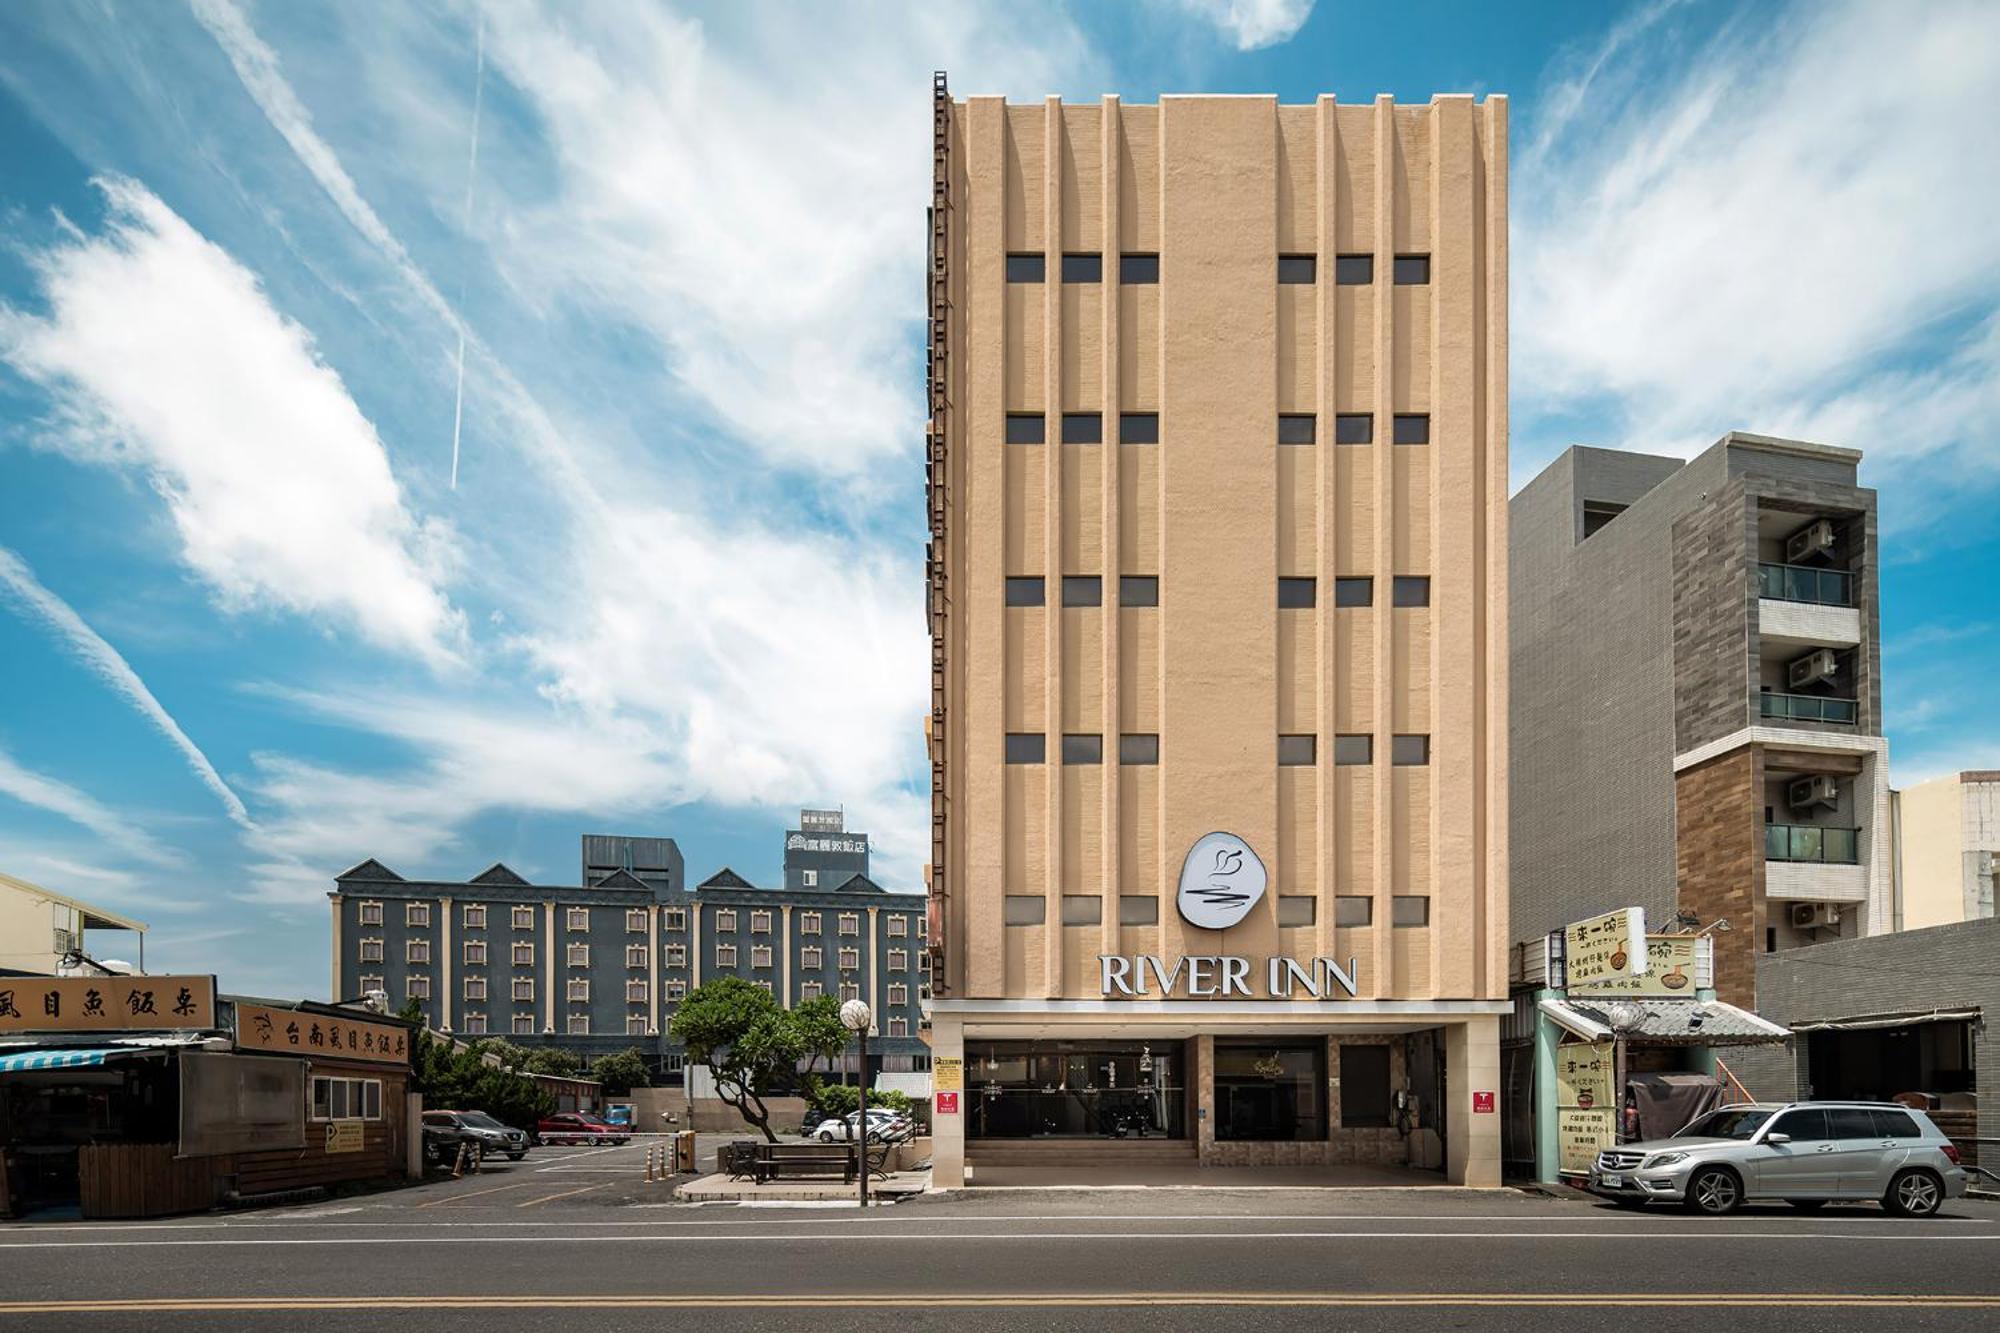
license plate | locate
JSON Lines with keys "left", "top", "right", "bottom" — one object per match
{"left": 1601, "top": 1173, "right": 1624, "bottom": 1188}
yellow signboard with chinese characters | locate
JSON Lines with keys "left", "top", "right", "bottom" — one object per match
{"left": 325, "top": 1119, "right": 365, "bottom": 1153}
{"left": 1556, "top": 1041, "right": 1614, "bottom": 1111}
{"left": 1573, "top": 934, "right": 1700, "bottom": 996}
{"left": 0, "top": 975, "right": 215, "bottom": 1034}
{"left": 933, "top": 1057, "right": 963, "bottom": 1093}
{"left": 1559, "top": 1108, "right": 1616, "bottom": 1175}
{"left": 1563, "top": 908, "right": 1646, "bottom": 987}
{"left": 234, "top": 1003, "right": 409, "bottom": 1067}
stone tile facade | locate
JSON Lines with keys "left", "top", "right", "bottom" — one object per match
{"left": 1675, "top": 748, "right": 1765, "bottom": 1008}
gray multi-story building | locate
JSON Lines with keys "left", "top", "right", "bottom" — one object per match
{"left": 1511, "top": 432, "right": 1889, "bottom": 1008}
{"left": 780, "top": 808, "right": 870, "bottom": 892}
{"left": 329, "top": 815, "right": 930, "bottom": 1076}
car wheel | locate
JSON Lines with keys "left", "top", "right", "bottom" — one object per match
{"left": 818, "top": 1130, "right": 836, "bottom": 1143}
{"left": 1786, "top": 1199, "right": 1828, "bottom": 1212}
{"left": 1684, "top": 1166, "right": 1743, "bottom": 1216}
{"left": 1885, "top": 1168, "right": 1944, "bottom": 1218}
{"left": 508, "top": 1153, "right": 526, "bottom": 1161}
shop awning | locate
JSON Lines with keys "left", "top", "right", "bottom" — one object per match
{"left": 1788, "top": 1008, "right": 1979, "bottom": 1033}
{"left": 1539, "top": 997, "right": 1790, "bottom": 1046}
{"left": 0, "top": 1046, "right": 165, "bottom": 1073}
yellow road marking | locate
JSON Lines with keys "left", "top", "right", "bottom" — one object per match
{"left": 514, "top": 1183, "right": 609, "bottom": 1209}
{"left": 0, "top": 1293, "right": 1996, "bottom": 1314}
{"left": 413, "top": 1181, "right": 536, "bottom": 1209}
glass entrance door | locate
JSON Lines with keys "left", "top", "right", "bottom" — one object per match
{"left": 1214, "top": 1039, "right": 1328, "bottom": 1141}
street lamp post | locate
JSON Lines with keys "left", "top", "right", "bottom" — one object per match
{"left": 839, "top": 998, "right": 873, "bottom": 1208}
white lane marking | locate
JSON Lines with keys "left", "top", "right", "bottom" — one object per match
{"left": 1, "top": 1230, "right": 1995, "bottom": 1250}
{"left": 4, "top": 1211, "right": 1989, "bottom": 1234}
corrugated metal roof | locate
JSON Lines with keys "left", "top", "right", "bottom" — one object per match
{"left": 1543, "top": 997, "right": 1790, "bottom": 1046}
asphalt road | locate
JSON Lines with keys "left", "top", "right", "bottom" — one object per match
{"left": 3, "top": 1142, "right": 1997, "bottom": 1331}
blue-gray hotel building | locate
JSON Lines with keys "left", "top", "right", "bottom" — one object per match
{"left": 328, "top": 811, "right": 930, "bottom": 1077}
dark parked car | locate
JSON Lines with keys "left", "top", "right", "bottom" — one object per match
{"left": 537, "top": 1112, "right": 631, "bottom": 1146}
{"left": 422, "top": 1109, "right": 530, "bottom": 1163}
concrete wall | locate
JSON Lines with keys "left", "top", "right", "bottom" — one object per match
{"left": 1899, "top": 774, "right": 2000, "bottom": 928}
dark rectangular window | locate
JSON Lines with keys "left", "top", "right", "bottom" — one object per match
{"left": 1061, "top": 734, "right": 1103, "bottom": 765}
{"left": 1005, "top": 413, "right": 1045, "bottom": 444}
{"left": 1392, "top": 576, "right": 1430, "bottom": 607}
{"left": 1581, "top": 501, "right": 1627, "bottom": 538}
{"left": 1004, "top": 733, "right": 1045, "bottom": 764}
{"left": 1334, "top": 895, "right": 1373, "bottom": 927}
{"left": 1120, "top": 252, "right": 1159, "bottom": 284}
{"left": 1334, "top": 577, "right": 1373, "bottom": 607}
{"left": 1278, "top": 414, "right": 1316, "bottom": 445}
{"left": 1339, "top": 1045, "right": 1392, "bottom": 1128}
{"left": 1393, "top": 254, "right": 1430, "bottom": 285}
{"left": 1061, "top": 575, "right": 1102, "bottom": 607}
{"left": 1118, "top": 895, "right": 1158, "bottom": 925}
{"left": 1004, "top": 576, "right": 1045, "bottom": 607}
{"left": 1120, "top": 575, "right": 1159, "bottom": 607}
{"left": 1334, "top": 254, "right": 1373, "bottom": 285}
{"left": 1119, "top": 412, "right": 1159, "bottom": 444}
{"left": 1334, "top": 413, "right": 1373, "bottom": 444}
{"left": 1392, "top": 734, "right": 1430, "bottom": 766}
{"left": 1005, "top": 253, "right": 1045, "bottom": 283}
{"left": 1061, "top": 252, "right": 1102, "bottom": 283}
{"left": 1003, "top": 895, "right": 1046, "bottom": 925}
{"left": 1277, "top": 895, "right": 1316, "bottom": 927}
{"left": 1277, "top": 734, "right": 1316, "bottom": 766}
{"left": 1119, "top": 734, "right": 1159, "bottom": 765}
{"left": 1061, "top": 895, "right": 1102, "bottom": 925}
{"left": 1334, "top": 734, "right": 1372, "bottom": 766}
{"left": 1392, "top": 895, "right": 1430, "bottom": 927}
{"left": 1278, "top": 577, "right": 1316, "bottom": 609}
{"left": 1393, "top": 413, "right": 1430, "bottom": 445}
{"left": 1277, "top": 254, "right": 1316, "bottom": 284}
{"left": 1061, "top": 412, "right": 1103, "bottom": 444}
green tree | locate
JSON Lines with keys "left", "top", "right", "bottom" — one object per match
{"left": 521, "top": 1046, "right": 582, "bottom": 1079}
{"left": 670, "top": 978, "right": 848, "bottom": 1142}
{"left": 787, "top": 995, "right": 851, "bottom": 1112}
{"left": 589, "top": 1047, "right": 652, "bottom": 1096}
{"left": 399, "top": 1002, "right": 555, "bottom": 1134}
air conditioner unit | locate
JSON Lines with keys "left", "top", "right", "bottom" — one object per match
{"left": 1790, "top": 902, "right": 1840, "bottom": 931}
{"left": 1787, "top": 519, "right": 1836, "bottom": 563}
{"left": 1788, "top": 775, "right": 1840, "bottom": 809}
{"left": 1788, "top": 649, "right": 1839, "bottom": 689}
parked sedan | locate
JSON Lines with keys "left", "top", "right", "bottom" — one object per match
{"left": 811, "top": 1109, "right": 913, "bottom": 1143}
{"left": 422, "top": 1110, "right": 530, "bottom": 1163}
{"left": 1587, "top": 1101, "right": 1967, "bottom": 1216}
{"left": 537, "top": 1112, "right": 632, "bottom": 1146}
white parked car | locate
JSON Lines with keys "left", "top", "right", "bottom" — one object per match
{"left": 812, "top": 1109, "right": 912, "bottom": 1143}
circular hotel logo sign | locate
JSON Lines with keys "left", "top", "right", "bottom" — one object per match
{"left": 1176, "top": 832, "right": 1268, "bottom": 931}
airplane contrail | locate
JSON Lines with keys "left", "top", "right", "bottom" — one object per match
{"left": 0, "top": 545, "right": 254, "bottom": 829}
{"left": 449, "top": 11, "right": 486, "bottom": 491}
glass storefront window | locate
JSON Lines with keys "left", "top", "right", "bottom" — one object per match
{"left": 1215, "top": 1039, "right": 1327, "bottom": 1141}
{"left": 966, "top": 1041, "right": 1185, "bottom": 1139}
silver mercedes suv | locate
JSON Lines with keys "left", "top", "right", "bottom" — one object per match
{"left": 1587, "top": 1101, "right": 1968, "bottom": 1216}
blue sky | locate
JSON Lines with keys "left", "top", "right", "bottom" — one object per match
{"left": 1, "top": 0, "right": 1995, "bottom": 997}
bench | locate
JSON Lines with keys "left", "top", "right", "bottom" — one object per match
{"left": 749, "top": 1142, "right": 856, "bottom": 1184}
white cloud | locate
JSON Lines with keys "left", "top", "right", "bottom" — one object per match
{"left": 479, "top": 1, "right": 1097, "bottom": 482}
{"left": 0, "top": 746, "right": 178, "bottom": 866}
{"left": 0, "top": 544, "right": 252, "bottom": 828}
{"left": 0, "top": 179, "right": 465, "bottom": 666}
{"left": 1168, "top": 0, "right": 1315, "bottom": 51}
{"left": 1516, "top": 0, "right": 2000, "bottom": 509}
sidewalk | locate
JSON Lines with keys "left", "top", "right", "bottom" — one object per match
{"left": 676, "top": 1169, "right": 932, "bottom": 1202}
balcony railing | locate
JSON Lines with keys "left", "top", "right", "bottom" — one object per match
{"left": 1760, "top": 692, "right": 1858, "bottom": 724}
{"left": 1765, "top": 824, "right": 1860, "bottom": 864}
{"left": 1759, "top": 562, "right": 1854, "bottom": 607}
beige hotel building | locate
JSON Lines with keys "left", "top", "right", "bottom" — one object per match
{"left": 923, "top": 77, "right": 1509, "bottom": 1186}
